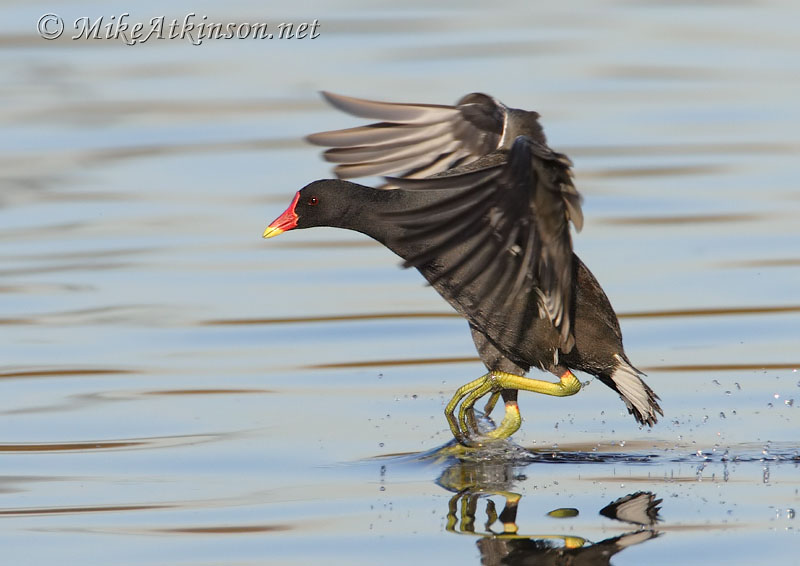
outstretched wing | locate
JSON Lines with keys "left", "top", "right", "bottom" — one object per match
{"left": 306, "top": 91, "right": 505, "bottom": 180}
{"left": 385, "top": 136, "right": 583, "bottom": 350}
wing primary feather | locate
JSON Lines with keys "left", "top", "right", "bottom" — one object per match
{"left": 309, "top": 92, "right": 504, "bottom": 182}
{"left": 306, "top": 121, "right": 453, "bottom": 147}
{"left": 320, "top": 91, "right": 459, "bottom": 124}
{"left": 324, "top": 135, "right": 457, "bottom": 165}
{"left": 334, "top": 148, "right": 460, "bottom": 179}
{"left": 395, "top": 149, "right": 470, "bottom": 180}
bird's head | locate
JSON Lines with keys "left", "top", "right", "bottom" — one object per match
{"left": 262, "top": 179, "right": 358, "bottom": 238}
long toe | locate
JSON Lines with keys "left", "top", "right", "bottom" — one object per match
{"left": 457, "top": 378, "right": 494, "bottom": 441}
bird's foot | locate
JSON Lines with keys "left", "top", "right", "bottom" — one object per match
{"left": 444, "top": 371, "right": 520, "bottom": 446}
{"left": 445, "top": 370, "right": 582, "bottom": 446}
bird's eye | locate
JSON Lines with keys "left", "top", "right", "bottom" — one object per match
{"left": 307, "top": 196, "right": 319, "bottom": 206}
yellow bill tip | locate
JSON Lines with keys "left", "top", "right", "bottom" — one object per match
{"left": 262, "top": 226, "right": 284, "bottom": 239}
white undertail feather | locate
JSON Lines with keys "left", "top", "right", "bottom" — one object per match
{"left": 610, "top": 354, "right": 662, "bottom": 426}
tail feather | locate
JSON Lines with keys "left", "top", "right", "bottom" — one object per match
{"left": 607, "top": 354, "right": 663, "bottom": 426}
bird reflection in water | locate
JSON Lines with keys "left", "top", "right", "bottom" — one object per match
{"left": 436, "top": 458, "right": 661, "bottom": 566}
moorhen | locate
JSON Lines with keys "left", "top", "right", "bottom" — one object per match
{"left": 263, "top": 92, "right": 662, "bottom": 445}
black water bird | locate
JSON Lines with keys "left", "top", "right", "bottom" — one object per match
{"left": 263, "top": 92, "right": 662, "bottom": 444}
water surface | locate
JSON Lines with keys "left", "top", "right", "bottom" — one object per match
{"left": 1, "top": 0, "right": 799, "bottom": 564}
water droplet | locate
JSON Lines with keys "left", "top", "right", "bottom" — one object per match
{"left": 379, "top": 486, "right": 386, "bottom": 491}
{"left": 735, "top": 382, "right": 741, "bottom": 390}
{"left": 702, "top": 415, "right": 709, "bottom": 423}
{"left": 719, "top": 412, "right": 726, "bottom": 419}
{"left": 786, "top": 399, "right": 795, "bottom": 407}
{"left": 725, "top": 390, "right": 732, "bottom": 396}
{"left": 379, "top": 442, "right": 384, "bottom": 448}
{"left": 411, "top": 394, "right": 418, "bottom": 399}
{"left": 774, "top": 393, "right": 780, "bottom": 399}
{"left": 767, "top": 403, "right": 774, "bottom": 408}
{"left": 620, "top": 440, "right": 626, "bottom": 447}
{"left": 712, "top": 379, "right": 721, "bottom": 386}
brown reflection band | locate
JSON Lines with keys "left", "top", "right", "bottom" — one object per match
{"left": 144, "top": 388, "right": 274, "bottom": 396}
{"left": 0, "top": 504, "right": 171, "bottom": 516}
{"left": 718, "top": 258, "right": 800, "bottom": 268}
{"left": 622, "top": 305, "right": 800, "bottom": 318}
{"left": 204, "top": 304, "right": 800, "bottom": 326}
{"left": 0, "top": 368, "right": 135, "bottom": 379}
{"left": 584, "top": 164, "right": 725, "bottom": 179}
{"left": 0, "top": 440, "right": 147, "bottom": 452}
{"left": 599, "top": 212, "right": 760, "bottom": 226}
{"left": 161, "top": 524, "right": 292, "bottom": 534}
{"left": 0, "top": 318, "right": 35, "bottom": 325}
{"left": 0, "top": 434, "right": 220, "bottom": 453}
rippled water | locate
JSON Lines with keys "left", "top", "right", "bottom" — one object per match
{"left": 2, "top": 0, "right": 799, "bottom": 564}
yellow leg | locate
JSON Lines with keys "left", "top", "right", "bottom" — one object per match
{"left": 487, "top": 370, "right": 582, "bottom": 398}
{"left": 483, "top": 401, "right": 522, "bottom": 441}
{"left": 445, "top": 370, "right": 581, "bottom": 445}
